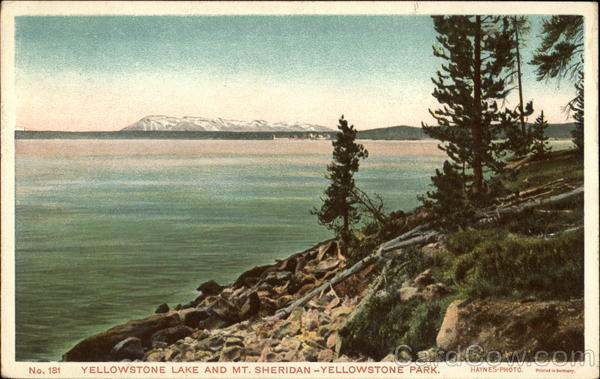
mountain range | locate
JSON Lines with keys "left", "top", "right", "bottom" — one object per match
{"left": 123, "top": 115, "right": 332, "bottom": 133}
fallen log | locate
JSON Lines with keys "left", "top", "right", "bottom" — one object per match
{"left": 476, "top": 186, "right": 583, "bottom": 223}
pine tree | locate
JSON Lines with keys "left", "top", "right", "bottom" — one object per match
{"left": 501, "top": 100, "right": 535, "bottom": 158}
{"left": 423, "top": 16, "right": 515, "bottom": 201}
{"left": 531, "top": 16, "right": 584, "bottom": 150}
{"left": 418, "top": 161, "right": 474, "bottom": 228}
{"left": 570, "top": 71, "right": 584, "bottom": 153}
{"left": 530, "top": 16, "right": 583, "bottom": 82}
{"left": 508, "top": 16, "right": 531, "bottom": 135}
{"left": 531, "top": 110, "right": 551, "bottom": 158}
{"left": 313, "top": 115, "right": 368, "bottom": 252}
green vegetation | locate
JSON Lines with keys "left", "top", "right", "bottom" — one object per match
{"left": 340, "top": 252, "right": 455, "bottom": 359}
{"left": 445, "top": 228, "right": 584, "bottom": 300}
{"left": 312, "top": 115, "right": 368, "bottom": 252}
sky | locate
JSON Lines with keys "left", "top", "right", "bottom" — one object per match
{"left": 15, "top": 15, "right": 577, "bottom": 131}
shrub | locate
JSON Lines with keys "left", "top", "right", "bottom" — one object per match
{"left": 451, "top": 229, "right": 584, "bottom": 300}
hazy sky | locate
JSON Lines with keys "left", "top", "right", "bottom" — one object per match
{"left": 16, "top": 15, "right": 577, "bottom": 131}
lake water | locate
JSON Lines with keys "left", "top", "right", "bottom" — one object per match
{"left": 14, "top": 139, "right": 570, "bottom": 361}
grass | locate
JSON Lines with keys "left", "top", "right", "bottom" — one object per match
{"left": 443, "top": 228, "right": 584, "bottom": 301}
{"left": 502, "top": 149, "right": 583, "bottom": 192}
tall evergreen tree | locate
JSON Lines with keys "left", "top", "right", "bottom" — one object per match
{"left": 531, "top": 16, "right": 584, "bottom": 151}
{"left": 530, "top": 16, "right": 583, "bottom": 82}
{"left": 531, "top": 110, "right": 551, "bottom": 158}
{"left": 423, "top": 16, "right": 515, "bottom": 199}
{"left": 509, "top": 16, "right": 532, "bottom": 135}
{"left": 313, "top": 115, "right": 368, "bottom": 251}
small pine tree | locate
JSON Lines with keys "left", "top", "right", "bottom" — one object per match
{"left": 313, "top": 115, "right": 368, "bottom": 252}
{"left": 570, "top": 71, "right": 584, "bottom": 153}
{"left": 418, "top": 161, "right": 475, "bottom": 228}
{"left": 531, "top": 111, "right": 551, "bottom": 158}
{"left": 501, "top": 101, "right": 535, "bottom": 158}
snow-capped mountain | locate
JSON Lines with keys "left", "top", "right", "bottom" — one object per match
{"left": 123, "top": 116, "right": 332, "bottom": 132}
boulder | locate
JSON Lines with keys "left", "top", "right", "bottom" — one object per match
{"left": 436, "top": 300, "right": 462, "bottom": 350}
{"left": 436, "top": 299, "right": 584, "bottom": 359}
{"left": 239, "top": 292, "right": 261, "bottom": 320}
{"left": 233, "top": 264, "right": 273, "bottom": 288}
{"left": 151, "top": 325, "right": 194, "bottom": 345}
{"left": 314, "top": 258, "right": 341, "bottom": 273}
{"left": 316, "top": 240, "right": 338, "bottom": 261}
{"left": 380, "top": 353, "right": 396, "bottom": 362}
{"left": 211, "top": 297, "right": 240, "bottom": 325}
{"left": 317, "top": 349, "right": 334, "bottom": 362}
{"left": 155, "top": 303, "right": 170, "bottom": 314}
{"left": 219, "top": 345, "right": 244, "bottom": 361}
{"left": 110, "top": 337, "right": 144, "bottom": 361}
{"left": 183, "top": 307, "right": 212, "bottom": 328}
{"left": 414, "top": 269, "right": 435, "bottom": 288}
{"left": 63, "top": 313, "right": 181, "bottom": 361}
{"left": 196, "top": 280, "right": 224, "bottom": 296}
{"left": 301, "top": 309, "right": 320, "bottom": 331}
{"left": 262, "top": 271, "right": 293, "bottom": 286}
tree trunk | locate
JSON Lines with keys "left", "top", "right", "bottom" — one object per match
{"left": 472, "top": 16, "right": 484, "bottom": 195}
{"left": 515, "top": 17, "right": 526, "bottom": 135}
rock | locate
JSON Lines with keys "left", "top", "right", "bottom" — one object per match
{"left": 294, "top": 256, "right": 307, "bottom": 273}
{"left": 174, "top": 304, "right": 182, "bottom": 311}
{"left": 183, "top": 308, "right": 212, "bottom": 328}
{"left": 211, "top": 297, "right": 240, "bottom": 324}
{"left": 110, "top": 337, "right": 144, "bottom": 361}
{"left": 233, "top": 264, "right": 273, "bottom": 288}
{"left": 317, "top": 349, "right": 334, "bottom": 362}
{"left": 334, "top": 354, "right": 351, "bottom": 362}
{"left": 276, "top": 257, "right": 297, "bottom": 273}
{"left": 301, "top": 346, "right": 319, "bottom": 362}
{"left": 155, "top": 303, "right": 170, "bottom": 314}
{"left": 422, "top": 283, "right": 446, "bottom": 301}
{"left": 414, "top": 269, "right": 435, "bottom": 288}
{"left": 272, "top": 320, "right": 301, "bottom": 338}
{"left": 436, "top": 299, "right": 584, "bottom": 359}
{"left": 197, "top": 315, "right": 228, "bottom": 331}
{"left": 164, "top": 349, "right": 179, "bottom": 361}
{"left": 262, "top": 271, "right": 293, "bottom": 286}
{"left": 219, "top": 345, "right": 244, "bottom": 361}
{"left": 63, "top": 313, "right": 182, "bottom": 361}
{"left": 316, "top": 240, "right": 338, "bottom": 261}
{"left": 399, "top": 286, "right": 420, "bottom": 301}
{"left": 151, "top": 325, "right": 194, "bottom": 345}
{"left": 381, "top": 353, "right": 396, "bottom": 362}
{"left": 301, "top": 309, "right": 320, "bottom": 331}
{"left": 314, "top": 258, "right": 341, "bottom": 273}
{"left": 196, "top": 280, "right": 224, "bottom": 296}
{"left": 145, "top": 350, "right": 165, "bottom": 362}
{"left": 326, "top": 333, "right": 338, "bottom": 349}
{"left": 239, "top": 292, "right": 261, "bottom": 320}
{"left": 330, "top": 305, "right": 353, "bottom": 319}
{"left": 436, "top": 300, "right": 462, "bottom": 350}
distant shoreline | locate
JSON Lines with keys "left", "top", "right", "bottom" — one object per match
{"left": 15, "top": 130, "right": 433, "bottom": 141}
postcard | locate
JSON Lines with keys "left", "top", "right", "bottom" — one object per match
{"left": 1, "top": 1, "right": 598, "bottom": 378}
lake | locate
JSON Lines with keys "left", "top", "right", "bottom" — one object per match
{"left": 14, "top": 139, "right": 570, "bottom": 361}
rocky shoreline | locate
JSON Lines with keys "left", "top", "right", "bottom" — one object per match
{"left": 63, "top": 232, "right": 584, "bottom": 363}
